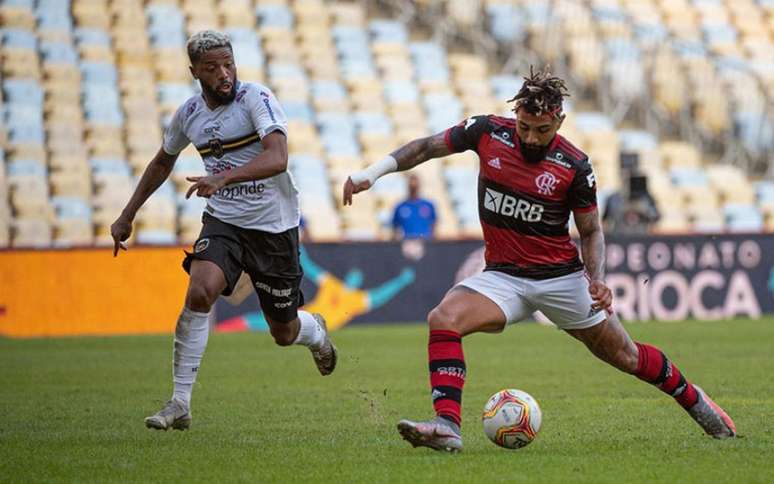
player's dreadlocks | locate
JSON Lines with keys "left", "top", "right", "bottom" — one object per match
{"left": 508, "top": 66, "right": 570, "bottom": 118}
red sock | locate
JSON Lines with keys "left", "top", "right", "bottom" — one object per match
{"left": 634, "top": 342, "right": 699, "bottom": 409}
{"left": 428, "top": 330, "right": 466, "bottom": 426}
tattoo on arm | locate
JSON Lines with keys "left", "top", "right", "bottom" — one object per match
{"left": 575, "top": 209, "right": 605, "bottom": 281}
{"left": 390, "top": 132, "right": 452, "bottom": 171}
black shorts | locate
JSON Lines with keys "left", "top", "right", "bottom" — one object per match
{"left": 183, "top": 213, "right": 304, "bottom": 323}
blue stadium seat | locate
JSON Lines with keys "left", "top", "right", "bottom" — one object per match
{"left": 3, "top": 0, "right": 34, "bottom": 8}
{"left": 1, "top": 28, "right": 37, "bottom": 49}
{"left": 255, "top": 4, "right": 294, "bottom": 29}
{"left": 670, "top": 167, "right": 709, "bottom": 187}
{"left": 724, "top": 203, "right": 764, "bottom": 232}
{"left": 158, "top": 83, "right": 195, "bottom": 107}
{"left": 3, "top": 79, "right": 43, "bottom": 105}
{"left": 40, "top": 42, "right": 78, "bottom": 64}
{"left": 283, "top": 101, "right": 314, "bottom": 123}
{"left": 754, "top": 181, "right": 774, "bottom": 203}
{"left": 311, "top": 80, "right": 347, "bottom": 101}
{"left": 485, "top": 4, "right": 526, "bottom": 43}
{"left": 8, "top": 160, "right": 47, "bottom": 178}
{"left": 51, "top": 196, "right": 92, "bottom": 220}
{"left": 136, "top": 229, "right": 177, "bottom": 245}
{"left": 490, "top": 75, "right": 522, "bottom": 102}
{"left": 384, "top": 80, "right": 418, "bottom": 104}
{"left": 369, "top": 19, "right": 408, "bottom": 43}
{"left": 353, "top": 112, "right": 392, "bottom": 135}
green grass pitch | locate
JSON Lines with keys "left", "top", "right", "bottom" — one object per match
{"left": 2, "top": 318, "right": 773, "bottom": 483}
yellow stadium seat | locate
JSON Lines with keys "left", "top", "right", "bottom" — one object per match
{"left": 53, "top": 219, "right": 94, "bottom": 247}
{"left": 11, "top": 218, "right": 53, "bottom": 248}
{"left": 0, "top": 6, "right": 36, "bottom": 29}
{"left": 659, "top": 141, "right": 701, "bottom": 168}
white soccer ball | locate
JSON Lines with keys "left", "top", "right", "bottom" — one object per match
{"left": 482, "top": 389, "right": 542, "bottom": 449}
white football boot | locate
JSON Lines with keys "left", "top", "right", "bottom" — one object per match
{"left": 310, "top": 313, "right": 338, "bottom": 376}
{"left": 397, "top": 417, "right": 463, "bottom": 452}
{"left": 144, "top": 399, "right": 192, "bottom": 431}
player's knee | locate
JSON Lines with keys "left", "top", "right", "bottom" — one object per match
{"left": 186, "top": 282, "right": 218, "bottom": 312}
{"left": 427, "top": 305, "right": 463, "bottom": 332}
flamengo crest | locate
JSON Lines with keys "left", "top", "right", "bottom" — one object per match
{"left": 535, "top": 171, "right": 558, "bottom": 196}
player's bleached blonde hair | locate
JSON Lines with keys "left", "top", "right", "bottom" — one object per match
{"left": 186, "top": 30, "right": 232, "bottom": 63}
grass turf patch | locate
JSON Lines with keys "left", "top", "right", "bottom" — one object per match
{"left": 1, "top": 318, "right": 773, "bottom": 483}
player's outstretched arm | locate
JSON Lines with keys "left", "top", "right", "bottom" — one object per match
{"left": 574, "top": 208, "right": 612, "bottom": 311}
{"left": 342, "top": 132, "right": 451, "bottom": 205}
{"left": 111, "top": 148, "right": 178, "bottom": 256}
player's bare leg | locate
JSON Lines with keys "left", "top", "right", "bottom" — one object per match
{"left": 397, "top": 287, "right": 506, "bottom": 452}
{"left": 266, "top": 312, "right": 338, "bottom": 376}
{"left": 145, "top": 260, "right": 225, "bottom": 430}
{"left": 566, "top": 313, "right": 736, "bottom": 439}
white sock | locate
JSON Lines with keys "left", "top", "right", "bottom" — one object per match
{"left": 293, "top": 311, "right": 325, "bottom": 350}
{"left": 172, "top": 307, "right": 210, "bottom": 407}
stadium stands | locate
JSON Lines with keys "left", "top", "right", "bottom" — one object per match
{"left": 0, "top": 0, "right": 771, "bottom": 247}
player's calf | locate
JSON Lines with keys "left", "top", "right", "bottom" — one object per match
{"left": 634, "top": 342, "right": 736, "bottom": 438}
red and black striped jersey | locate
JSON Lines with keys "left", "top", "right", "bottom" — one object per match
{"left": 444, "top": 114, "right": 597, "bottom": 279}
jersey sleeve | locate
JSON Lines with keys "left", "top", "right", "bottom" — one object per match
{"left": 444, "top": 115, "right": 489, "bottom": 153}
{"left": 248, "top": 86, "right": 288, "bottom": 139}
{"left": 162, "top": 102, "right": 191, "bottom": 155}
{"left": 568, "top": 157, "right": 598, "bottom": 212}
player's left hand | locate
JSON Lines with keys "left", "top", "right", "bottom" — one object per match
{"left": 185, "top": 174, "right": 227, "bottom": 199}
{"left": 589, "top": 279, "right": 613, "bottom": 312}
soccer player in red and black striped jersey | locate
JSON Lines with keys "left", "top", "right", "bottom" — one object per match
{"left": 343, "top": 67, "right": 736, "bottom": 452}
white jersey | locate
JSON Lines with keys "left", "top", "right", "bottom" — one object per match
{"left": 163, "top": 81, "right": 299, "bottom": 232}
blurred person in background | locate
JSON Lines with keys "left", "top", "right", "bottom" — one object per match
{"left": 391, "top": 174, "right": 437, "bottom": 240}
{"left": 603, "top": 172, "right": 660, "bottom": 234}
{"left": 110, "top": 30, "right": 337, "bottom": 432}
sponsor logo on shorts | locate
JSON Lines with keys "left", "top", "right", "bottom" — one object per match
{"left": 254, "top": 281, "right": 293, "bottom": 297}
{"left": 274, "top": 300, "right": 293, "bottom": 309}
{"left": 194, "top": 238, "right": 210, "bottom": 253}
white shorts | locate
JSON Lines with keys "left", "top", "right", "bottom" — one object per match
{"left": 456, "top": 270, "right": 607, "bottom": 330}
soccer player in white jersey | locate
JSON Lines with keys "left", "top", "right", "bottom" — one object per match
{"left": 111, "top": 30, "right": 337, "bottom": 431}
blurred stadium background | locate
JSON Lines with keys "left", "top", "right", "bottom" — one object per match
{"left": 0, "top": 0, "right": 772, "bottom": 247}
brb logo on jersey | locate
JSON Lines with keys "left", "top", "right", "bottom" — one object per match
{"left": 535, "top": 171, "right": 558, "bottom": 196}
{"left": 484, "top": 188, "right": 544, "bottom": 222}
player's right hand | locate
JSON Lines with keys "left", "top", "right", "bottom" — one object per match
{"left": 110, "top": 216, "right": 132, "bottom": 257}
{"left": 342, "top": 176, "right": 372, "bottom": 206}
